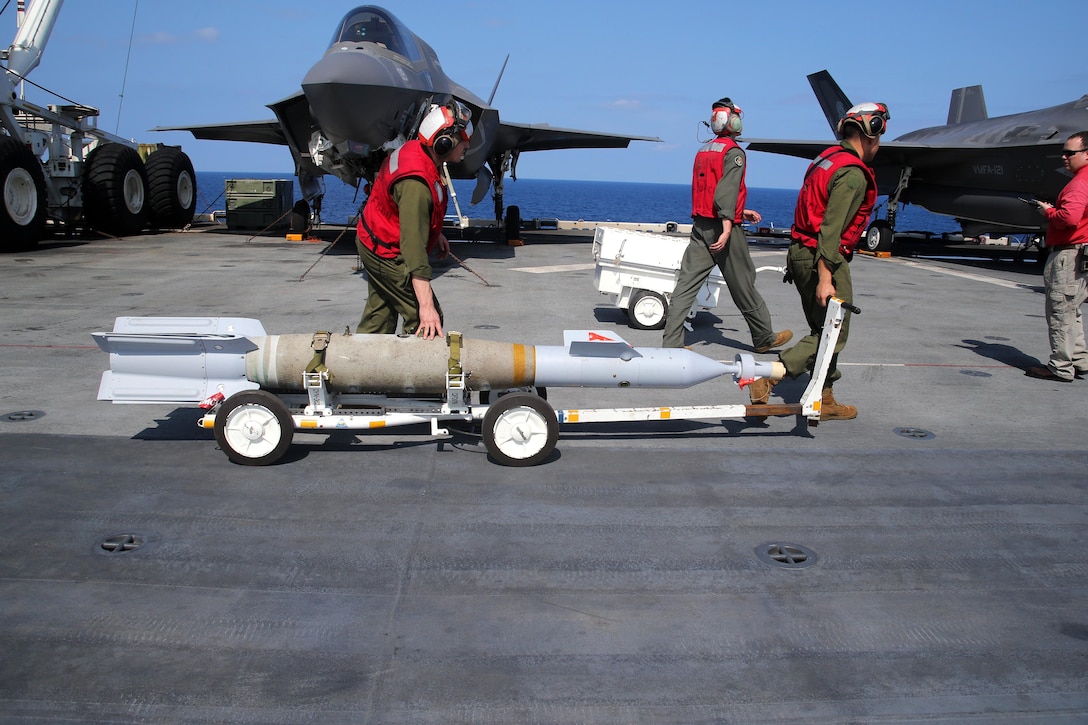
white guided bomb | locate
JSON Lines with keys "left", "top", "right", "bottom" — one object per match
{"left": 93, "top": 317, "right": 783, "bottom": 404}
{"left": 93, "top": 304, "right": 846, "bottom": 467}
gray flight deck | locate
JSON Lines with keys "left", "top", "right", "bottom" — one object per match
{"left": 1, "top": 224, "right": 1086, "bottom": 723}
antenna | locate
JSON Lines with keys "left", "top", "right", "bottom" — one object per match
{"left": 116, "top": 0, "right": 140, "bottom": 134}
{"left": 487, "top": 54, "right": 509, "bottom": 106}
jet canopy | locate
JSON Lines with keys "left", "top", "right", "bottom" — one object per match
{"left": 328, "top": 6, "right": 420, "bottom": 62}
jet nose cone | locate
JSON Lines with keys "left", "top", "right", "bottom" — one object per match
{"left": 302, "top": 49, "right": 424, "bottom": 145}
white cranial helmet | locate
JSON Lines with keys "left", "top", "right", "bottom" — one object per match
{"left": 418, "top": 100, "right": 474, "bottom": 155}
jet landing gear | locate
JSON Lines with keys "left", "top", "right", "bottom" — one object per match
{"left": 864, "top": 219, "right": 894, "bottom": 253}
{"left": 863, "top": 166, "right": 912, "bottom": 254}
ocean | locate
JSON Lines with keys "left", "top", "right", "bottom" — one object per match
{"left": 194, "top": 171, "right": 959, "bottom": 234}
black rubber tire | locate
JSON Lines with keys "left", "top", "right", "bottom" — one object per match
{"left": 0, "top": 136, "right": 47, "bottom": 252}
{"left": 863, "top": 220, "right": 894, "bottom": 253}
{"left": 482, "top": 393, "right": 558, "bottom": 467}
{"left": 505, "top": 204, "right": 521, "bottom": 241}
{"left": 82, "top": 143, "right": 149, "bottom": 236}
{"left": 213, "top": 390, "right": 295, "bottom": 466}
{"left": 145, "top": 147, "right": 196, "bottom": 229}
{"left": 289, "top": 199, "right": 310, "bottom": 233}
{"left": 627, "top": 289, "right": 668, "bottom": 330}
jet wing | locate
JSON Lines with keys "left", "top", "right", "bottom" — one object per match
{"left": 497, "top": 121, "right": 661, "bottom": 153}
{"left": 744, "top": 138, "right": 1037, "bottom": 170}
{"left": 151, "top": 120, "right": 287, "bottom": 146}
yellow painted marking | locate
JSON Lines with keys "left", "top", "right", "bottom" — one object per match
{"left": 369, "top": 421, "right": 387, "bottom": 429}
{"left": 201, "top": 418, "right": 214, "bottom": 429}
{"left": 512, "top": 344, "right": 528, "bottom": 383}
{"left": 567, "top": 411, "right": 580, "bottom": 422}
{"left": 660, "top": 407, "right": 671, "bottom": 419}
{"left": 300, "top": 419, "right": 318, "bottom": 429}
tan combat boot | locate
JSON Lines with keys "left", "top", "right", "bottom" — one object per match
{"left": 820, "top": 387, "right": 857, "bottom": 420}
{"left": 748, "top": 376, "right": 779, "bottom": 405}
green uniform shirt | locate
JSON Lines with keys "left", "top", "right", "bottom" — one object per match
{"left": 391, "top": 177, "right": 434, "bottom": 280}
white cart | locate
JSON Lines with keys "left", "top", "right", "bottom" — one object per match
{"left": 592, "top": 226, "right": 724, "bottom": 330}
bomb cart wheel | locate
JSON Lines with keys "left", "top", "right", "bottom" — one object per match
{"left": 628, "top": 289, "right": 668, "bottom": 330}
{"left": 213, "top": 390, "right": 295, "bottom": 466}
{"left": 482, "top": 393, "right": 559, "bottom": 467}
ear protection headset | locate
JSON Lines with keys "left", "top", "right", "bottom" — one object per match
{"left": 710, "top": 97, "right": 743, "bottom": 136}
{"left": 418, "top": 100, "right": 474, "bottom": 156}
{"left": 837, "top": 102, "right": 890, "bottom": 138}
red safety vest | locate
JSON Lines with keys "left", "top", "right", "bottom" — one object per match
{"left": 791, "top": 145, "right": 877, "bottom": 255}
{"left": 357, "top": 140, "right": 447, "bottom": 259}
{"left": 691, "top": 136, "right": 747, "bottom": 223}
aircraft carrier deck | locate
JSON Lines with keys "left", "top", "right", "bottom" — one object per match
{"left": 1, "top": 224, "right": 1085, "bottom": 723}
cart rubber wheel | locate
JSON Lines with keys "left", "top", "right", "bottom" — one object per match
{"left": 628, "top": 289, "right": 668, "bottom": 330}
{"left": 482, "top": 393, "right": 558, "bottom": 466}
{"left": 213, "top": 390, "right": 295, "bottom": 466}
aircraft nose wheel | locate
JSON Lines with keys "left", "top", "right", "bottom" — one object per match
{"left": 482, "top": 393, "right": 559, "bottom": 466}
{"left": 213, "top": 390, "right": 295, "bottom": 466}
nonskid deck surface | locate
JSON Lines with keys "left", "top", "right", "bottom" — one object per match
{"left": 1, "top": 226, "right": 1085, "bottom": 722}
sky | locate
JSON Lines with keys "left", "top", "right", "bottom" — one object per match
{"left": 5, "top": 0, "right": 1086, "bottom": 190}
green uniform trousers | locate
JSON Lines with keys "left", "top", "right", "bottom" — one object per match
{"left": 355, "top": 237, "right": 443, "bottom": 335}
{"left": 778, "top": 242, "right": 853, "bottom": 386}
{"left": 662, "top": 217, "right": 775, "bottom": 349}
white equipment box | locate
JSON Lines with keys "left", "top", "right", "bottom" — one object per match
{"left": 592, "top": 226, "right": 723, "bottom": 330}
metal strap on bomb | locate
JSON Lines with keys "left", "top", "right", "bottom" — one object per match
{"left": 447, "top": 332, "right": 463, "bottom": 377}
{"left": 306, "top": 331, "right": 332, "bottom": 376}
{"left": 445, "top": 331, "right": 467, "bottom": 407}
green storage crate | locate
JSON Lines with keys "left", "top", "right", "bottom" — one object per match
{"left": 225, "top": 179, "right": 294, "bottom": 230}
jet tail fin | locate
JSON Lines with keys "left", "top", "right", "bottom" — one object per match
{"left": 807, "top": 70, "right": 853, "bottom": 139}
{"left": 947, "top": 85, "right": 987, "bottom": 124}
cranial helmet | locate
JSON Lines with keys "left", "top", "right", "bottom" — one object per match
{"left": 710, "top": 97, "right": 743, "bottom": 136}
{"left": 837, "top": 101, "right": 890, "bottom": 138}
{"left": 418, "top": 100, "right": 474, "bottom": 155}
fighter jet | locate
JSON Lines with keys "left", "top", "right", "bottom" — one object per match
{"left": 156, "top": 5, "right": 660, "bottom": 224}
{"left": 744, "top": 70, "right": 1087, "bottom": 251}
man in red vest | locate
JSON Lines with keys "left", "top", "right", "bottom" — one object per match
{"left": 662, "top": 97, "right": 792, "bottom": 353}
{"left": 356, "top": 100, "right": 473, "bottom": 340}
{"left": 748, "top": 102, "right": 888, "bottom": 420}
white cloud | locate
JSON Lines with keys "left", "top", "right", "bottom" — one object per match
{"left": 140, "top": 31, "right": 178, "bottom": 45}
{"left": 137, "top": 27, "right": 219, "bottom": 45}
{"left": 193, "top": 27, "right": 219, "bottom": 43}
